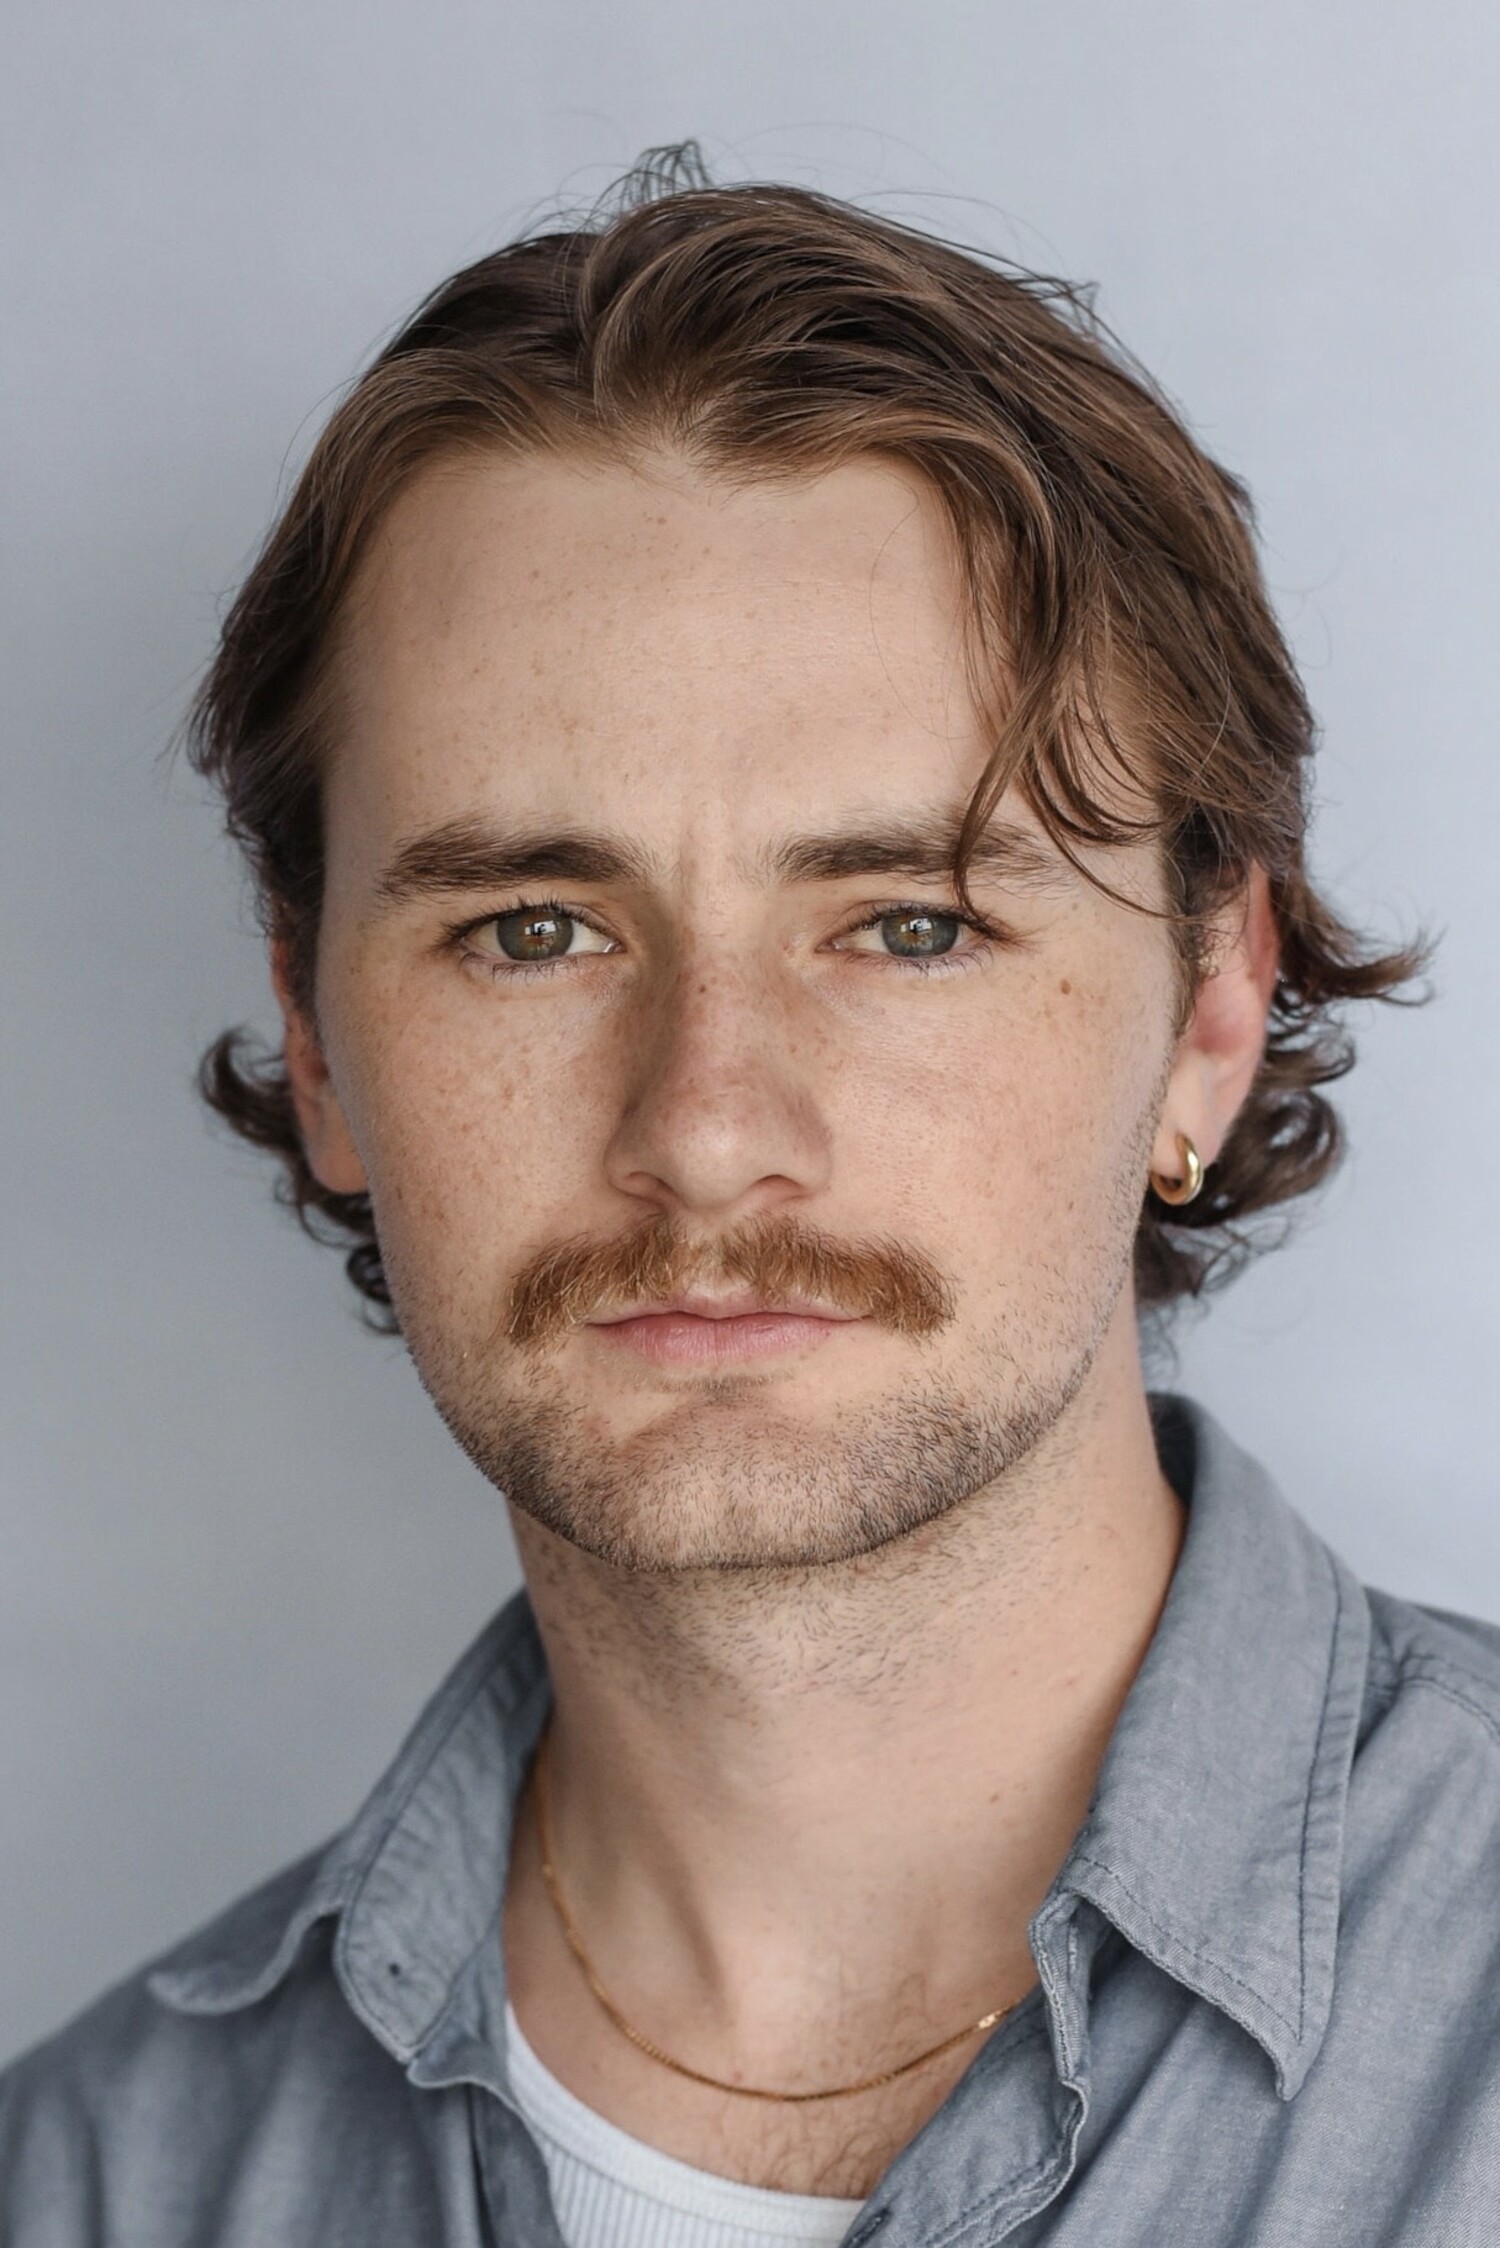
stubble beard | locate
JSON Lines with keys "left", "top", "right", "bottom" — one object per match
{"left": 388, "top": 1058, "right": 1163, "bottom": 1578}
{"left": 402, "top": 1234, "right": 1138, "bottom": 1577}
{"left": 438, "top": 1356, "right": 1080, "bottom": 1573}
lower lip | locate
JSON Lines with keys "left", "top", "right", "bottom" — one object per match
{"left": 588, "top": 1312, "right": 856, "bottom": 1367}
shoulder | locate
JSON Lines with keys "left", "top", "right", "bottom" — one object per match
{"left": 0, "top": 1847, "right": 401, "bottom": 2245}
{"left": 0, "top": 1596, "right": 543, "bottom": 2243}
{"left": 1361, "top": 1584, "right": 1500, "bottom": 1749}
{"left": 1344, "top": 1583, "right": 1500, "bottom": 1912}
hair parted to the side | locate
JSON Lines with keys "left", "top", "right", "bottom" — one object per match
{"left": 190, "top": 142, "right": 1432, "bottom": 1330}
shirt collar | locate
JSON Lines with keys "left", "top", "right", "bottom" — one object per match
{"left": 150, "top": 1592, "right": 551, "bottom": 2067}
{"left": 1050, "top": 1393, "right": 1369, "bottom": 2099}
{"left": 153, "top": 1392, "right": 1369, "bottom": 2103}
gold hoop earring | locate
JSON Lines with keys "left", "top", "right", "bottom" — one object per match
{"left": 1151, "top": 1132, "right": 1205, "bottom": 1207}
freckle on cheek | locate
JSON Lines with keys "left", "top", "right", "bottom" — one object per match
{"left": 1059, "top": 980, "right": 1072, "bottom": 996}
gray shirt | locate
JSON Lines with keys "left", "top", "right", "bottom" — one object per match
{"left": 5, "top": 1393, "right": 1500, "bottom": 2246}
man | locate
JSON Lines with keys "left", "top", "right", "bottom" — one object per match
{"left": 3, "top": 153, "right": 1491, "bottom": 2247}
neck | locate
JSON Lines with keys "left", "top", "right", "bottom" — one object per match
{"left": 505, "top": 1314, "right": 1184, "bottom": 2083}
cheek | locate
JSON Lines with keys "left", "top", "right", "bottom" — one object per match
{"left": 323, "top": 967, "right": 631, "bottom": 1279}
{"left": 848, "top": 967, "right": 1168, "bottom": 1264}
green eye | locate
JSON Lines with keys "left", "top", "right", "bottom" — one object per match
{"left": 493, "top": 908, "right": 576, "bottom": 961}
{"left": 877, "top": 909, "right": 961, "bottom": 958}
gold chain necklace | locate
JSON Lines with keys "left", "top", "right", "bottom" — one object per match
{"left": 531, "top": 1726, "right": 1021, "bottom": 2105}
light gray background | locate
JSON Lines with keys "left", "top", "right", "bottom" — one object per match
{"left": 3, "top": 0, "right": 1496, "bottom": 2061}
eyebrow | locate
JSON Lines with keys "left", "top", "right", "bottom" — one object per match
{"left": 761, "top": 813, "right": 1067, "bottom": 890}
{"left": 373, "top": 821, "right": 656, "bottom": 906}
{"left": 370, "top": 809, "right": 1070, "bottom": 910}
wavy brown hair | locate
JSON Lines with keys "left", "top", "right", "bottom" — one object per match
{"left": 190, "top": 146, "right": 1431, "bottom": 1329}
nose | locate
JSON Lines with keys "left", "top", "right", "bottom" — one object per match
{"left": 602, "top": 952, "right": 833, "bottom": 1222}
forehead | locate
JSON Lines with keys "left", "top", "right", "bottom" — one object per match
{"left": 325, "top": 448, "right": 996, "bottom": 853}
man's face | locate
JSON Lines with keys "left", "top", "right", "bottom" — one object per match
{"left": 298, "top": 450, "right": 1185, "bottom": 1570}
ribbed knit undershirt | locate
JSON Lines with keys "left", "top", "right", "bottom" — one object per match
{"left": 504, "top": 2004, "right": 867, "bottom": 2248}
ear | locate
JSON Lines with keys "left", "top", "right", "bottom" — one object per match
{"left": 270, "top": 937, "right": 369, "bottom": 1197}
{"left": 1150, "top": 863, "right": 1279, "bottom": 1189}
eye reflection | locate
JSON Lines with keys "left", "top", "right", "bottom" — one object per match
{"left": 875, "top": 909, "right": 961, "bottom": 958}
{"left": 494, "top": 908, "right": 577, "bottom": 961}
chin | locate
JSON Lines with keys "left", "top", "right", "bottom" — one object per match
{"left": 443, "top": 1371, "right": 1057, "bottom": 1576}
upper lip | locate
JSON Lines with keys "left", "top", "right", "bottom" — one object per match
{"left": 589, "top": 1290, "right": 861, "bottom": 1325}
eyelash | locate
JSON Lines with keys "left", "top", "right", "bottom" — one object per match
{"left": 447, "top": 898, "right": 1011, "bottom": 981}
{"left": 838, "top": 902, "right": 1008, "bottom": 976}
{"left": 446, "top": 899, "right": 594, "bottom": 983}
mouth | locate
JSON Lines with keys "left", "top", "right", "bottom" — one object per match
{"left": 586, "top": 1291, "right": 863, "bottom": 1367}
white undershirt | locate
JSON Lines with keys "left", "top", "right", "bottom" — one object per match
{"left": 504, "top": 2003, "right": 868, "bottom": 2248}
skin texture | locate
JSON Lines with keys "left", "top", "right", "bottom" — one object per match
{"left": 277, "top": 449, "right": 1279, "bottom": 2196}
